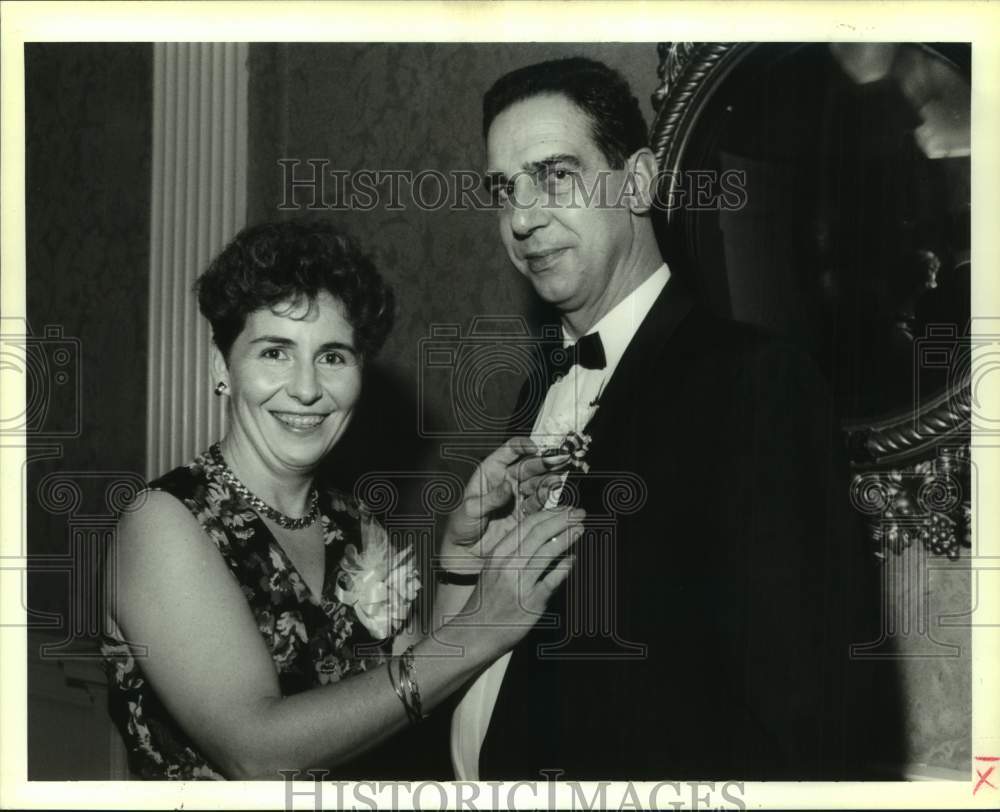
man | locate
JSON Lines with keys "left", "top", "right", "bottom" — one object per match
{"left": 451, "top": 57, "right": 870, "bottom": 780}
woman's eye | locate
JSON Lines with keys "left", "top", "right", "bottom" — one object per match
{"left": 261, "top": 347, "right": 287, "bottom": 361}
{"left": 320, "top": 351, "right": 346, "bottom": 366}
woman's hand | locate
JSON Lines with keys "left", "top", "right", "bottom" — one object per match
{"left": 440, "top": 437, "right": 570, "bottom": 576}
{"left": 445, "top": 505, "right": 585, "bottom": 657}
{"left": 110, "top": 491, "right": 578, "bottom": 778}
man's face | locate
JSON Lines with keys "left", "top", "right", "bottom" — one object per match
{"left": 486, "top": 93, "right": 635, "bottom": 327}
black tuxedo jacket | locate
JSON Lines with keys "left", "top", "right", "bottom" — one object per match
{"left": 478, "top": 278, "right": 870, "bottom": 780}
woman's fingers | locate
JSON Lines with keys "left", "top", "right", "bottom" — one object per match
{"left": 515, "top": 453, "right": 550, "bottom": 479}
{"left": 525, "top": 523, "right": 584, "bottom": 575}
{"left": 464, "top": 437, "right": 544, "bottom": 521}
{"left": 520, "top": 508, "right": 584, "bottom": 559}
{"left": 541, "top": 451, "right": 572, "bottom": 468}
{"left": 493, "top": 507, "right": 584, "bottom": 560}
{"left": 469, "top": 508, "right": 585, "bottom": 650}
{"left": 507, "top": 435, "right": 539, "bottom": 458}
{"left": 476, "top": 514, "right": 517, "bottom": 557}
{"left": 483, "top": 436, "right": 538, "bottom": 474}
{"left": 470, "top": 476, "right": 512, "bottom": 517}
{"left": 516, "top": 515, "right": 585, "bottom": 603}
{"left": 476, "top": 437, "right": 574, "bottom": 519}
{"left": 535, "top": 554, "right": 577, "bottom": 596}
{"left": 518, "top": 472, "right": 565, "bottom": 514}
{"left": 489, "top": 507, "right": 549, "bottom": 558}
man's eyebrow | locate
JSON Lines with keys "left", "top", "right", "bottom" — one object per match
{"left": 527, "top": 154, "right": 582, "bottom": 172}
{"left": 483, "top": 154, "right": 583, "bottom": 191}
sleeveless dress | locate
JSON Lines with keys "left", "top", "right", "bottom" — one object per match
{"left": 100, "top": 449, "right": 409, "bottom": 780}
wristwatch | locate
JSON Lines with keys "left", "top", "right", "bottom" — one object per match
{"left": 434, "top": 569, "right": 480, "bottom": 586}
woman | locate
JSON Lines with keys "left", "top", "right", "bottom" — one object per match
{"left": 101, "top": 220, "right": 581, "bottom": 780}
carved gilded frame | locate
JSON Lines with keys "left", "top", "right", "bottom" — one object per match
{"left": 650, "top": 42, "right": 971, "bottom": 559}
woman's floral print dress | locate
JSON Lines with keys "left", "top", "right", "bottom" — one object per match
{"left": 100, "top": 450, "right": 398, "bottom": 780}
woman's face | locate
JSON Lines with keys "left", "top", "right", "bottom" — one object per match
{"left": 217, "top": 291, "right": 362, "bottom": 475}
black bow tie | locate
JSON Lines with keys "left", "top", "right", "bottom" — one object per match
{"left": 548, "top": 331, "right": 607, "bottom": 383}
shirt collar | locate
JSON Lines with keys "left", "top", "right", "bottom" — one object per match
{"left": 562, "top": 263, "right": 670, "bottom": 374}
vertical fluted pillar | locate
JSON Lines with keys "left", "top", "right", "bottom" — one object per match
{"left": 147, "top": 43, "right": 248, "bottom": 477}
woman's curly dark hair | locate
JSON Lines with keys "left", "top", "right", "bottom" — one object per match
{"left": 196, "top": 219, "right": 395, "bottom": 362}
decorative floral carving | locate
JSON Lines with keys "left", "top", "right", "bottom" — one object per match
{"left": 852, "top": 447, "right": 971, "bottom": 561}
{"left": 652, "top": 42, "right": 698, "bottom": 110}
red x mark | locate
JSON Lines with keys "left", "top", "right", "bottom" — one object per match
{"left": 974, "top": 756, "right": 999, "bottom": 795}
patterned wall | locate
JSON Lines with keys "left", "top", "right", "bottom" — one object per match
{"left": 246, "top": 43, "right": 660, "bottom": 489}
{"left": 24, "top": 44, "right": 152, "bottom": 779}
{"left": 25, "top": 43, "right": 152, "bottom": 609}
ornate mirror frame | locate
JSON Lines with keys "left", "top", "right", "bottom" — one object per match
{"left": 650, "top": 42, "right": 971, "bottom": 560}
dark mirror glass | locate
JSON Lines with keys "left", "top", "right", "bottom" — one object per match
{"left": 663, "top": 43, "right": 970, "bottom": 425}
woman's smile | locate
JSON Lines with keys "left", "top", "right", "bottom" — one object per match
{"left": 270, "top": 411, "right": 330, "bottom": 432}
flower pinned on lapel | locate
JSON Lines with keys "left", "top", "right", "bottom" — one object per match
{"left": 532, "top": 398, "right": 599, "bottom": 475}
{"left": 334, "top": 513, "right": 420, "bottom": 640}
{"left": 551, "top": 430, "right": 593, "bottom": 474}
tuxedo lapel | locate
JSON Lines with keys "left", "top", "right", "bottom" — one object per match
{"left": 581, "top": 276, "right": 694, "bottom": 445}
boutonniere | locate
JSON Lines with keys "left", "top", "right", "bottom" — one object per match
{"left": 334, "top": 512, "right": 420, "bottom": 640}
{"left": 549, "top": 429, "right": 594, "bottom": 474}
{"left": 532, "top": 397, "right": 600, "bottom": 474}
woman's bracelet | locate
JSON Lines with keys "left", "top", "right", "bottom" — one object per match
{"left": 399, "top": 646, "right": 425, "bottom": 722}
{"left": 388, "top": 645, "right": 426, "bottom": 724}
{"left": 386, "top": 655, "right": 405, "bottom": 706}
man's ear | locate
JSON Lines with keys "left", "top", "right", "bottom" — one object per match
{"left": 210, "top": 344, "right": 230, "bottom": 394}
{"left": 624, "top": 148, "right": 658, "bottom": 216}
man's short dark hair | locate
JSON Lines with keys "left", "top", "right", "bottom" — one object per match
{"left": 482, "top": 56, "right": 649, "bottom": 169}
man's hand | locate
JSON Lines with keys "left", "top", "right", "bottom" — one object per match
{"left": 439, "top": 437, "right": 569, "bottom": 575}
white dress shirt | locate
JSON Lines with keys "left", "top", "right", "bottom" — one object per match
{"left": 450, "top": 263, "right": 670, "bottom": 779}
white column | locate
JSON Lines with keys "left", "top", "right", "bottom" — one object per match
{"left": 146, "top": 43, "right": 248, "bottom": 478}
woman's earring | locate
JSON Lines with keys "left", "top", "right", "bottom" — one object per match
{"left": 214, "top": 381, "right": 228, "bottom": 396}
